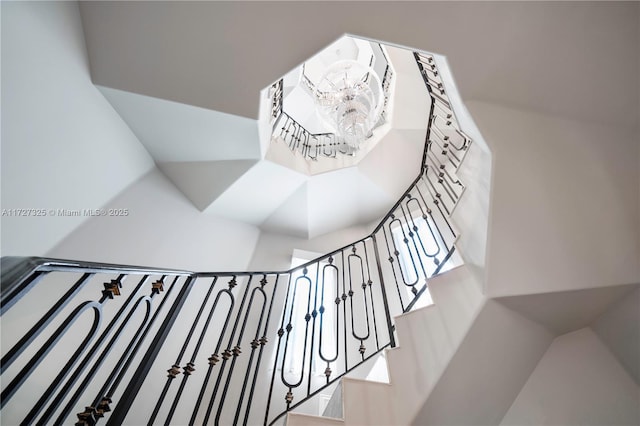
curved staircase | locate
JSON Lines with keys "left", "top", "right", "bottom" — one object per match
{"left": 288, "top": 264, "right": 484, "bottom": 426}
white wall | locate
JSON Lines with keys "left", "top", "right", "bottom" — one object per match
{"left": 248, "top": 222, "right": 376, "bottom": 271}
{"left": 501, "top": 328, "right": 640, "bottom": 426}
{"left": 411, "top": 300, "right": 554, "bottom": 426}
{"left": 97, "top": 85, "right": 261, "bottom": 163}
{"left": 1, "top": 1, "right": 155, "bottom": 256}
{"left": 47, "top": 169, "right": 261, "bottom": 271}
{"left": 449, "top": 139, "right": 492, "bottom": 289}
{"left": 592, "top": 287, "right": 640, "bottom": 385}
{"left": 383, "top": 265, "right": 486, "bottom": 426}
{"left": 467, "top": 101, "right": 640, "bottom": 297}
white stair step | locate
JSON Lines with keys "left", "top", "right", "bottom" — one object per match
{"left": 342, "top": 377, "right": 396, "bottom": 425}
{"left": 386, "top": 264, "right": 485, "bottom": 422}
{"left": 288, "top": 264, "right": 485, "bottom": 426}
{"left": 286, "top": 412, "right": 344, "bottom": 426}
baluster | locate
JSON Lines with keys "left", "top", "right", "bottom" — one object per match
{"left": 190, "top": 279, "right": 236, "bottom": 425}
{"left": 318, "top": 257, "right": 340, "bottom": 384}
{"left": 242, "top": 274, "right": 277, "bottom": 426}
{"left": 278, "top": 269, "right": 312, "bottom": 412}
{"left": 1, "top": 272, "right": 94, "bottom": 373}
{"left": 98, "top": 277, "right": 179, "bottom": 419}
{"left": 363, "top": 241, "right": 380, "bottom": 351}
{"left": 161, "top": 277, "right": 219, "bottom": 425}
{"left": 106, "top": 276, "right": 196, "bottom": 426}
{"left": 306, "top": 262, "right": 320, "bottom": 396}
{"left": 371, "top": 234, "right": 396, "bottom": 348}
{"left": 229, "top": 278, "right": 268, "bottom": 425}
{"left": 381, "top": 219, "right": 407, "bottom": 311}
{"left": 147, "top": 277, "right": 216, "bottom": 425}
{"left": 340, "top": 251, "right": 348, "bottom": 373}
{"left": 264, "top": 273, "right": 292, "bottom": 426}
{"left": 2, "top": 274, "right": 130, "bottom": 411}
{"left": 347, "top": 245, "right": 370, "bottom": 361}
{"left": 205, "top": 275, "right": 253, "bottom": 425}
{"left": 54, "top": 275, "right": 153, "bottom": 425}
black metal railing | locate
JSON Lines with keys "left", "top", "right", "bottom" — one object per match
{"left": 273, "top": 111, "right": 342, "bottom": 159}
{"left": 0, "top": 52, "right": 471, "bottom": 426}
{"left": 269, "top": 79, "right": 283, "bottom": 128}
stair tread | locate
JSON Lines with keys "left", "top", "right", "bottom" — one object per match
{"left": 287, "top": 412, "right": 345, "bottom": 425}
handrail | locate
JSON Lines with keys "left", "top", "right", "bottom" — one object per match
{"left": 0, "top": 52, "right": 471, "bottom": 426}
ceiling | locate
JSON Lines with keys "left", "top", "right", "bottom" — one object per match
{"left": 76, "top": 1, "right": 639, "bottom": 238}
{"left": 79, "top": 1, "right": 639, "bottom": 131}
{"left": 497, "top": 283, "right": 639, "bottom": 336}
{"left": 92, "top": 35, "right": 429, "bottom": 238}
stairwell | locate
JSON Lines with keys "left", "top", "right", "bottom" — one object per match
{"left": 1, "top": 42, "right": 487, "bottom": 425}
{"left": 3, "top": 4, "right": 639, "bottom": 425}
{"left": 287, "top": 264, "right": 485, "bottom": 426}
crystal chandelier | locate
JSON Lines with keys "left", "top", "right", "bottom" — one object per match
{"left": 314, "top": 60, "right": 384, "bottom": 152}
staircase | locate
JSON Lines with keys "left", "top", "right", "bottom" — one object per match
{"left": 0, "top": 50, "right": 481, "bottom": 426}
{"left": 287, "top": 264, "right": 484, "bottom": 426}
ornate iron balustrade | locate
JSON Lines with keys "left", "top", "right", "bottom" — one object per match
{"left": 268, "top": 79, "right": 283, "bottom": 128}
{"left": 273, "top": 111, "right": 343, "bottom": 159}
{"left": 0, "top": 52, "right": 471, "bottom": 426}
{"left": 380, "top": 64, "right": 393, "bottom": 122}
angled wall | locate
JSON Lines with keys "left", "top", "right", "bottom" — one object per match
{"left": 467, "top": 101, "right": 640, "bottom": 297}
{"left": 501, "top": 328, "right": 640, "bottom": 426}
{"left": 46, "top": 169, "right": 261, "bottom": 271}
{"left": 1, "top": 1, "right": 154, "bottom": 256}
{"left": 592, "top": 287, "right": 640, "bottom": 384}
{"left": 411, "top": 300, "right": 555, "bottom": 426}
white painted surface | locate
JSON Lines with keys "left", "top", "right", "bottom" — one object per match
{"left": 260, "top": 184, "right": 312, "bottom": 238}
{"left": 385, "top": 265, "right": 486, "bottom": 425}
{"left": 259, "top": 127, "right": 424, "bottom": 239}
{"left": 300, "top": 265, "right": 485, "bottom": 426}
{"left": 248, "top": 223, "right": 376, "bottom": 271}
{"left": 365, "top": 353, "right": 390, "bottom": 384}
{"left": 79, "top": 2, "right": 639, "bottom": 130}
{"left": 158, "top": 159, "right": 258, "bottom": 211}
{"left": 288, "top": 412, "right": 344, "bottom": 426}
{"left": 97, "top": 86, "right": 260, "bottom": 162}
{"left": 467, "top": 101, "right": 640, "bottom": 297}
{"left": 411, "top": 300, "right": 555, "bottom": 426}
{"left": 501, "top": 328, "right": 640, "bottom": 426}
{"left": 434, "top": 54, "right": 493, "bottom": 293}
{"left": 208, "top": 127, "right": 425, "bottom": 239}
{"left": 47, "top": 169, "right": 260, "bottom": 271}
{"left": 258, "top": 124, "right": 426, "bottom": 239}
{"left": 356, "top": 129, "right": 425, "bottom": 200}
{"left": 304, "top": 168, "right": 387, "bottom": 239}
{"left": 449, "top": 141, "right": 492, "bottom": 291}
{"left": 1, "top": 1, "right": 154, "bottom": 256}
{"left": 205, "top": 160, "right": 307, "bottom": 225}
{"left": 386, "top": 45, "right": 430, "bottom": 131}
{"left": 592, "top": 286, "right": 640, "bottom": 385}
{"left": 497, "top": 284, "right": 638, "bottom": 336}
{"left": 79, "top": 36, "right": 437, "bottom": 239}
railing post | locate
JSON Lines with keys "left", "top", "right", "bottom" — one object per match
{"left": 105, "top": 275, "right": 195, "bottom": 426}
{"left": 370, "top": 235, "right": 395, "bottom": 348}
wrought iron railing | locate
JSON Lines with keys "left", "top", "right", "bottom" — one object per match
{"left": 273, "top": 111, "right": 342, "bottom": 159}
{"left": 268, "top": 79, "right": 283, "bottom": 128}
{"left": 0, "top": 52, "right": 471, "bottom": 426}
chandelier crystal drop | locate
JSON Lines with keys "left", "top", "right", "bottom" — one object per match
{"left": 314, "top": 60, "right": 384, "bottom": 151}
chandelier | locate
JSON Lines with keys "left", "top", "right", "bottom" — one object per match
{"left": 314, "top": 60, "right": 384, "bottom": 152}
